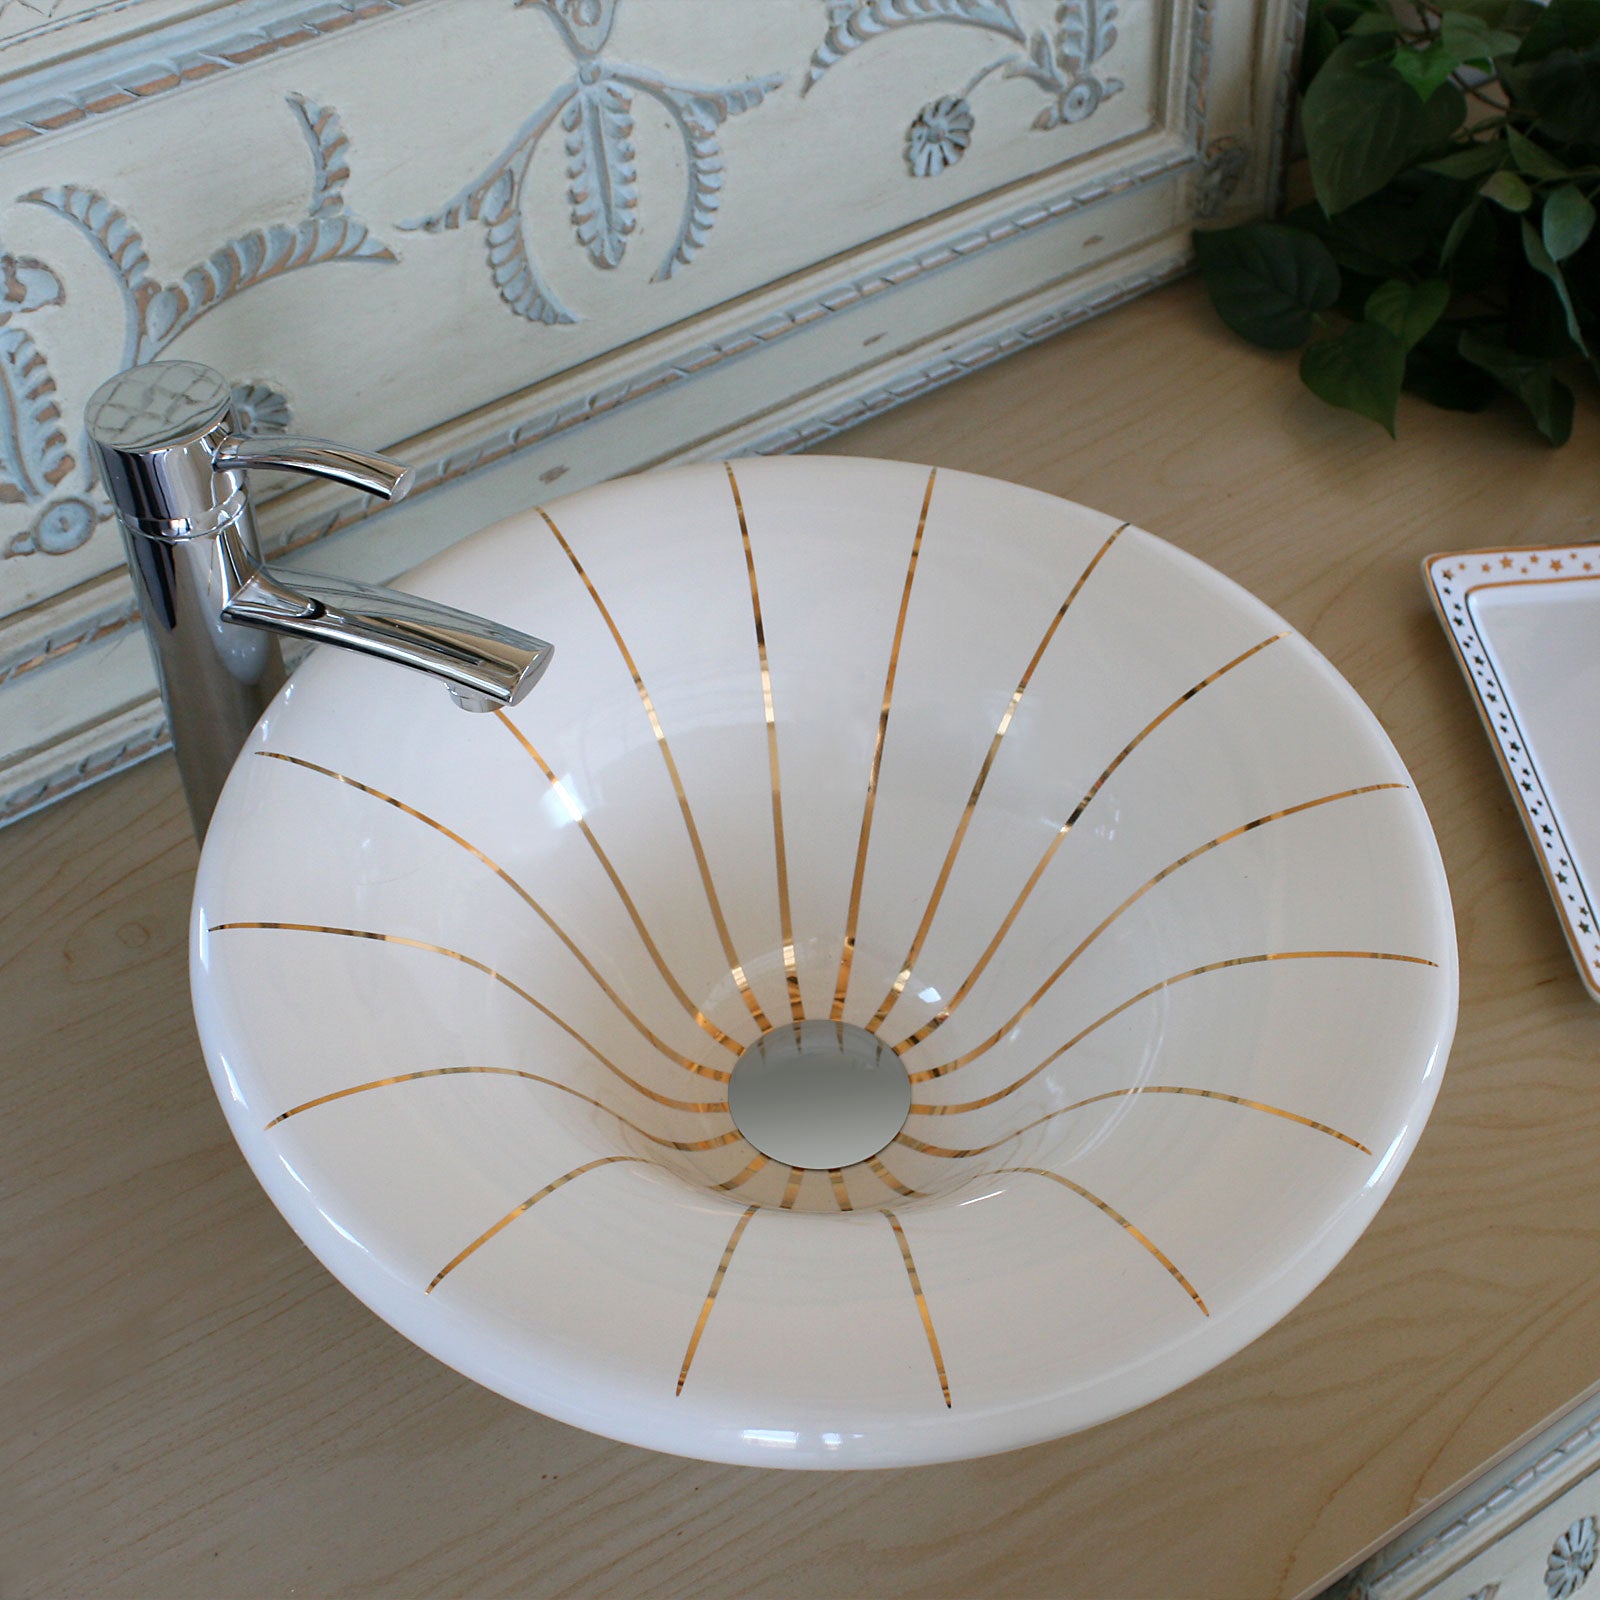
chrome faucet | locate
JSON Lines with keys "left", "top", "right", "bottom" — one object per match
{"left": 86, "top": 359, "right": 553, "bottom": 836}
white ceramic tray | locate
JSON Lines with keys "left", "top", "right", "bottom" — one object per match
{"left": 1426, "top": 546, "right": 1600, "bottom": 1001}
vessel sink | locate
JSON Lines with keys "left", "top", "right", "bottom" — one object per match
{"left": 191, "top": 457, "right": 1457, "bottom": 1469}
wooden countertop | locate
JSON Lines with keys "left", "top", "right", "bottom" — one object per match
{"left": 7, "top": 277, "right": 1600, "bottom": 1600}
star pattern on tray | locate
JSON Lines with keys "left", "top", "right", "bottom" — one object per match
{"left": 1430, "top": 545, "right": 1600, "bottom": 982}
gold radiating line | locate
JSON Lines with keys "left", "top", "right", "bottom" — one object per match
{"left": 831, "top": 467, "right": 937, "bottom": 1021}
{"left": 996, "top": 1166, "right": 1208, "bottom": 1315}
{"left": 891, "top": 631, "right": 1289, "bottom": 1054}
{"left": 536, "top": 505, "right": 774, "bottom": 1034}
{"left": 265, "top": 1065, "right": 737, "bottom": 1147}
{"left": 728, "top": 462, "right": 803, "bottom": 1023}
{"left": 677, "top": 1205, "right": 759, "bottom": 1396}
{"left": 829, "top": 1168, "right": 854, "bottom": 1211}
{"left": 896, "top": 1084, "right": 1370, "bottom": 1158}
{"left": 907, "top": 782, "right": 1409, "bottom": 1082}
{"left": 715, "top": 1152, "right": 770, "bottom": 1191}
{"left": 910, "top": 951, "right": 1437, "bottom": 1114}
{"left": 864, "top": 521, "right": 1128, "bottom": 1032}
{"left": 885, "top": 1211, "right": 951, "bottom": 1407}
{"left": 208, "top": 923, "right": 727, "bottom": 1110}
{"left": 256, "top": 751, "right": 729, "bottom": 1080}
{"left": 779, "top": 1166, "right": 805, "bottom": 1209}
{"left": 427, "top": 1154, "right": 649, "bottom": 1293}
{"left": 493, "top": 713, "right": 743, "bottom": 1056}
{"left": 867, "top": 1155, "right": 924, "bottom": 1197}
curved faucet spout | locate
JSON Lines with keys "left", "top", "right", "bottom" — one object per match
{"left": 85, "top": 358, "right": 556, "bottom": 835}
{"left": 219, "top": 524, "right": 553, "bottom": 711}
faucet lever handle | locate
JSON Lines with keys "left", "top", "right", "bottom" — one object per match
{"left": 213, "top": 435, "right": 415, "bottom": 502}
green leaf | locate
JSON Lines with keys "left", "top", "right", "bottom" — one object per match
{"left": 1392, "top": 40, "right": 1460, "bottom": 99}
{"left": 1506, "top": 126, "right": 1573, "bottom": 179}
{"left": 1440, "top": 198, "right": 1482, "bottom": 262}
{"left": 1481, "top": 168, "right": 1533, "bottom": 210}
{"left": 1517, "top": 0, "right": 1600, "bottom": 61}
{"left": 1300, "top": 321, "right": 1408, "bottom": 434}
{"left": 1366, "top": 277, "right": 1452, "bottom": 347}
{"left": 1192, "top": 224, "right": 1342, "bottom": 349}
{"left": 1422, "top": 142, "right": 1507, "bottom": 179}
{"left": 1440, "top": 12, "right": 1522, "bottom": 62}
{"left": 1446, "top": 0, "right": 1517, "bottom": 22}
{"left": 1348, "top": 9, "right": 1399, "bottom": 32}
{"left": 1543, "top": 181, "right": 1598, "bottom": 258}
{"left": 1521, "top": 217, "right": 1591, "bottom": 352}
{"left": 1404, "top": 321, "right": 1499, "bottom": 409}
{"left": 1458, "top": 326, "right": 1575, "bottom": 442}
{"left": 1524, "top": 47, "right": 1600, "bottom": 144}
{"left": 1304, "top": 39, "right": 1467, "bottom": 214}
{"left": 1300, "top": 11, "right": 1343, "bottom": 87}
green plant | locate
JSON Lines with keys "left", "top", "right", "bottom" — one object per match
{"left": 1194, "top": 0, "right": 1600, "bottom": 444}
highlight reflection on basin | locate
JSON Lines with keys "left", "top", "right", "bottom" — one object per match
{"left": 191, "top": 457, "right": 1457, "bottom": 1468}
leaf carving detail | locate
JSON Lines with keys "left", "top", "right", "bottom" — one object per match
{"left": 804, "top": 0, "right": 1026, "bottom": 93}
{"left": 141, "top": 216, "right": 394, "bottom": 356}
{"left": 563, "top": 75, "right": 638, "bottom": 268}
{"left": 481, "top": 170, "right": 578, "bottom": 324}
{"left": 289, "top": 92, "right": 355, "bottom": 217}
{"left": 0, "top": 325, "right": 72, "bottom": 504}
{"left": 22, "top": 186, "right": 152, "bottom": 304}
{"left": 0, "top": 256, "right": 63, "bottom": 317}
{"left": 1056, "top": 0, "right": 1117, "bottom": 75}
{"left": 621, "top": 69, "right": 784, "bottom": 278}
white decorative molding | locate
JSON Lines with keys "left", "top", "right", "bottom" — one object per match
{"left": 1326, "top": 1389, "right": 1600, "bottom": 1600}
{"left": 0, "top": 240, "right": 1190, "bottom": 824}
{"left": 0, "top": 0, "right": 1301, "bottom": 824}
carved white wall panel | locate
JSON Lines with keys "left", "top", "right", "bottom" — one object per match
{"left": 0, "top": 0, "right": 1302, "bottom": 823}
{"left": 1327, "top": 1390, "right": 1600, "bottom": 1600}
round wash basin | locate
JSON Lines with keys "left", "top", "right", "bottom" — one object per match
{"left": 191, "top": 456, "right": 1457, "bottom": 1468}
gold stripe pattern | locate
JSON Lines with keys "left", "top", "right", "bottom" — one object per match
{"left": 265, "top": 1065, "right": 738, "bottom": 1148}
{"left": 864, "top": 520, "right": 1128, "bottom": 1031}
{"left": 256, "top": 751, "right": 729, "bottom": 1080}
{"left": 911, "top": 951, "right": 1437, "bottom": 1113}
{"left": 715, "top": 1152, "right": 770, "bottom": 1191}
{"left": 677, "top": 1205, "right": 759, "bottom": 1396}
{"left": 427, "top": 1155, "right": 649, "bottom": 1294}
{"left": 208, "top": 923, "right": 728, "bottom": 1110}
{"left": 779, "top": 1166, "right": 805, "bottom": 1209}
{"left": 866, "top": 1155, "right": 924, "bottom": 1197}
{"left": 831, "top": 466, "right": 937, "bottom": 1021}
{"left": 892, "top": 631, "right": 1289, "bottom": 1055}
{"left": 728, "top": 462, "right": 803, "bottom": 1024}
{"left": 537, "top": 504, "right": 774, "bottom": 1034}
{"left": 896, "top": 1083, "right": 1370, "bottom": 1158}
{"left": 885, "top": 1211, "right": 951, "bottom": 1407}
{"left": 829, "top": 1168, "right": 854, "bottom": 1211}
{"left": 996, "top": 1166, "right": 1208, "bottom": 1314}
{"left": 905, "top": 782, "right": 1409, "bottom": 1082}
{"left": 492, "top": 713, "right": 743, "bottom": 1056}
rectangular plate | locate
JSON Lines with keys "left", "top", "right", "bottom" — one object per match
{"left": 1426, "top": 546, "right": 1600, "bottom": 1000}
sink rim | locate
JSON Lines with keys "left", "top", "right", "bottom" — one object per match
{"left": 190, "top": 455, "right": 1457, "bottom": 1468}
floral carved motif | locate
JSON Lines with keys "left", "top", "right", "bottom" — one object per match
{"left": 1549, "top": 1518, "right": 1599, "bottom": 1600}
{"left": 403, "top": 0, "right": 784, "bottom": 324}
{"left": 806, "top": 0, "right": 1123, "bottom": 175}
{"left": 5, "top": 94, "right": 395, "bottom": 558}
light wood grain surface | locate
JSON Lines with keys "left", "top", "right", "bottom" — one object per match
{"left": 5, "top": 277, "right": 1600, "bottom": 1600}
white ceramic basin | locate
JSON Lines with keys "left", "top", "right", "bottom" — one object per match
{"left": 192, "top": 457, "right": 1457, "bottom": 1469}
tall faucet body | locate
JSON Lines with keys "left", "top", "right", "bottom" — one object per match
{"left": 86, "top": 361, "right": 553, "bottom": 836}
